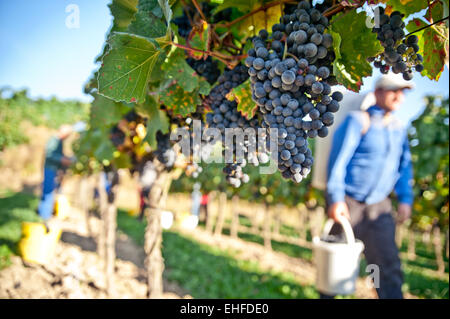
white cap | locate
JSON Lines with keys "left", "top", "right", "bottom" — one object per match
{"left": 375, "top": 73, "right": 415, "bottom": 91}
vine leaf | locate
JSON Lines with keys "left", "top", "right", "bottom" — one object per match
{"left": 159, "top": 84, "right": 200, "bottom": 117}
{"left": 213, "top": 0, "right": 283, "bottom": 38}
{"left": 158, "top": 0, "right": 172, "bottom": 27}
{"left": 127, "top": 7, "right": 167, "bottom": 38}
{"left": 226, "top": 80, "right": 257, "bottom": 119}
{"left": 142, "top": 96, "right": 170, "bottom": 148}
{"left": 241, "top": 2, "right": 283, "bottom": 38}
{"left": 385, "top": 0, "right": 428, "bottom": 17}
{"left": 328, "top": 11, "right": 384, "bottom": 92}
{"left": 108, "top": 0, "right": 139, "bottom": 32}
{"left": 406, "top": 19, "right": 449, "bottom": 81}
{"left": 212, "top": 0, "right": 256, "bottom": 15}
{"left": 89, "top": 93, "right": 131, "bottom": 129}
{"left": 98, "top": 32, "right": 167, "bottom": 104}
{"left": 162, "top": 49, "right": 203, "bottom": 92}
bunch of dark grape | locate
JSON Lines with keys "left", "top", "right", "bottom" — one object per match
{"left": 369, "top": 8, "right": 423, "bottom": 80}
{"left": 155, "top": 131, "right": 177, "bottom": 170}
{"left": 245, "top": 0, "right": 342, "bottom": 183}
{"left": 172, "top": 4, "right": 222, "bottom": 85}
{"left": 110, "top": 126, "right": 125, "bottom": 148}
{"left": 109, "top": 110, "right": 145, "bottom": 150}
{"left": 204, "top": 65, "right": 267, "bottom": 187}
{"left": 186, "top": 57, "right": 221, "bottom": 84}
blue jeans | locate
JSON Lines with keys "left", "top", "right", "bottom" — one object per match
{"left": 37, "top": 167, "right": 58, "bottom": 220}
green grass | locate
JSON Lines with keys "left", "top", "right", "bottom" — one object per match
{"left": 116, "top": 210, "right": 318, "bottom": 298}
{"left": 0, "top": 191, "right": 42, "bottom": 269}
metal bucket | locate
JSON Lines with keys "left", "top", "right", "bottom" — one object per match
{"left": 313, "top": 217, "right": 364, "bottom": 296}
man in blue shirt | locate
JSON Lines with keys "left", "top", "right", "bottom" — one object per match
{"left": 326, "top": 74, "right": 414, "bottom": 299}
{"left": 37, "top": 125, "right": 74, "bottom": 220}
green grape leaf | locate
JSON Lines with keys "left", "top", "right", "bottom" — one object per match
{"left": 406, "top": 19, "right": 449, "bottom": 81}
{"left": 238, "top": 2, "right": 283, "bottom": 38}
{"left": 89, "top": 94, "right": 131, "bottom": 128}
{"left": 128, "top": 9, "right": 167, "bottom": 38}
{"left": 157, "top": 0, "right": 172, "bottom": 26}
{"left": 108, "top": 0, "right": 139, "bottom": 32}
{"left": 162, "top": 49, "right": 203, "bottom": 92}
{"left": 188, "top": 21, "right": 210, "bottom": 56}
{"left": 385, "top": 0, "right": 428, "bottom": 18}
{"left": 428, "top": 0, "right": 445, "bottom": 23}
{"left": 213, "top": 0, "right": 283, "bottom": 38}
{"left": 198, "top": 80, "right": 211, "bottom": 95}
{"left": 328, "top": 11, "right": 384, "bottom": 92}
{"left": 212, "top": 0, "right": 256, "bottom": 15}
{"left": 143, "top": 96, "right": 170, "bottom": 148}
{"left": 136, "top": 0, "right": 163, "bottom": 17}
{"left": 159, "top": 84, "right": 200, "bottom": 116}
{"left": 226, "top": 80, "right": 256, "bottom": 119}
{"left": 98, "top": 32, "right": 168, "bottom": 104}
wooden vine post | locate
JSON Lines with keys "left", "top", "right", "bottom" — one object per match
{"left": 97, "top": 173, "right": 108, "bottom": 267}
{"left": 230, "top": 195, "right": 239, "bottom": 239}
{"left": 432, "top": 226, "right": 445, "bottom": 274}
{"left": 396, "top": 223, "right": 405, "bottom": 248}
{"left": 263, "top": 202, "right": 272, "bottom": 251}
{"left": 144, "top": 161, "right": 173, "bottom": 299}
{"left": 79, "top": 175, "right": 93, "bottom": 237}
{"left": 97, "top": 170, "right": 119, "bottom": 297}
{"left": 214, "top": 192, "right": 227, "bottom": 237}
{"left": 205, "top": 191, "right": 216, "bottom": 233}
{"left": 297, "top": 204, "right": 308, "bottom": 243}
{"left": 253, "top": 207, "right": 261, "bottom": 235}
{"left": 407, "top": 228, "right": 416, "bottom": 260}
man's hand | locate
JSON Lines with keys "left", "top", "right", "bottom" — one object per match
{"left": 327, "top": 202, "right": 350, "bottom": 222}
{"left": 397, "top": 203, "right": 412, "bottom": 224}
{"left": 61, "top": 157, "right": 73, "bottom": 167}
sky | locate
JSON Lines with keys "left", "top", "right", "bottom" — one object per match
{"left": 0, "top": 1, "right": 449, "bottom": 124}
{"left": 0, "top": 0, "right": 111, "bottom": 102}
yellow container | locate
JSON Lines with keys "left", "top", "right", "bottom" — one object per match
{"left": 18, "top": 222, "right": 62, "bottom": 265}
{"left": 127, "top": 208, "right": 140, "bottom": 217}
{"left": 54, "top": 194, "right": 70, "bottom": 219}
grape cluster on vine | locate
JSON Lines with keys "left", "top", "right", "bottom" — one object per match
{"left": 369, "top": 8, "right": 423, "bottom": 80}
{"left": 245, "top": 0, "right": 342, "bottom": 183}
{"left": 204, "top": 65, "right": 267, "bottom": 188}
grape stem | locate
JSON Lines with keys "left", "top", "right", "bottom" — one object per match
{"left": 285, "top": 52, "right": 299, "bottom": 62}
{"left": 169, "top": 41, "right": 247, "bottom": 67}
{"left": 405, "top": 15, "right": 449, "bottom": 37}
{"left": 191, "top": 0, "right": 208, "bottom": 23}
{"left": 322, "top": 1, "right": 364, "bottom": 18}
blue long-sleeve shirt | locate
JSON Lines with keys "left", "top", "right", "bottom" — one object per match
{"left": 44, "top": 136, "right": 64, "bottom": 171}
{"left": 326, "top": 105, "right": 414, "bottom": 206}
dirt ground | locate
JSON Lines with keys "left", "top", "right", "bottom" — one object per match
{"left": 0, "top": 200, "right": 192, "bottom": 299}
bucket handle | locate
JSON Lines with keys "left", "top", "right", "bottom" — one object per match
{"left": 321, "top": 215, "right": 355, "bottom": 245}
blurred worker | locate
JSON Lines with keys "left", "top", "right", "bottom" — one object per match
{"left": 138, "top": 161, "right": 157, "bottom": 221}
{"left": 199, "top": 192, "right": 209, "bottom": 223}
{"left": 37, "top": 124, "right": 74, "bottom": 220}
{"left": 191, "top": 183, "right": 201, "bottom": 218}
{"left": 326, "top": 74, "right": 415, "bottom": 299}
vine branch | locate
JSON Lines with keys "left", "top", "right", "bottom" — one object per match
{"left": 406, "top": 16, "right": 449, "bottom": 37}
{"left": 191, "top": 0, "right": 207, "bottom": 23}
{"left": 322, "top": 1, "right": 364, "bottom": 17}
{"left": 169, "top": 41, "right": 247, "bottom": 66}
